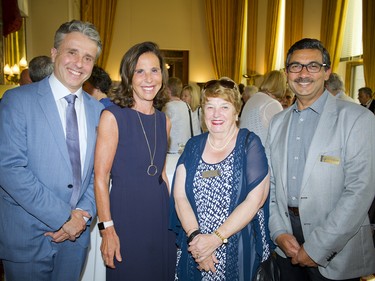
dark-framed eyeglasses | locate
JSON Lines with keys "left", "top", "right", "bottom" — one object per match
{"left": 203, "top": 79, "right": 237, "bottom": 90}
{"left": 286, "top": 62, "right": 327, "bottom": 73}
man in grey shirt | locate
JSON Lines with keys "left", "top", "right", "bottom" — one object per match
{"left": 266, "top": 38, "right": 375, "bottom": 281}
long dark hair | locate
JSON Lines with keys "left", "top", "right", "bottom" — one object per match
{"left": 109, "top": 41, "right": 169, "bottom": 109}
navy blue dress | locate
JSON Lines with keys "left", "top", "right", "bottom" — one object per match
{"left": 105, "top": 105, "right": 176, "bottom": 281}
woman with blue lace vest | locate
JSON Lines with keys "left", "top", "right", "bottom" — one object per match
{"left": 170, "top": 78, "right": 274, "bottom": 280}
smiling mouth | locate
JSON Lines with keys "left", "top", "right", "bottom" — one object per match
{"left": 211, "top": 120, "right": 224, "bottom": 125}
{"left": 68, "top": 68, "right": 82, "bottom": 76}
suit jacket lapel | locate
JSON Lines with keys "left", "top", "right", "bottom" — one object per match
{"left": 37, "top": 79, "right": 71, "bottom": 168}
{"left": 300, "top": 94, "right": 338, "bottom": 194}
{"left": 82, "top": 93, "right": 96, "bottom": 183}
{"left": 273, "top": 108, "right": 293, "bottom": 197}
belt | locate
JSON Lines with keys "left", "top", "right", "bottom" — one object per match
{"left": 288, "top": 206, "right": 300, "bottom": 216}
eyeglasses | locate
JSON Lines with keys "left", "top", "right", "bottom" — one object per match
{"left": 286, "top": 62, "right": 327, "bottom": 73}
{"left": 203, "top": 79, "right": 237, "bottom": 90}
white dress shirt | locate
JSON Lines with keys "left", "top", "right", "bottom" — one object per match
{"left": 49, "top": 74, "right": 87, "bottom": 175}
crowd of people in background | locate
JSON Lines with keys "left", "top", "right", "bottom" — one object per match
{"left": 0, "top": 19, "right": 375, "bottom": 281}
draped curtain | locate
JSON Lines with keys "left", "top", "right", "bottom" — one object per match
{"left": 264, "top": 0, "right": 282, "bottom": 73}
{"left": 320, "top": 0, "right": 348, "bottom": 72}
{"left": 246, "top": 0, "right": 258, "bottom": 76}
{"left": 284, "top": 0, "right": 303, "bottom": 59}
{"left": 204, "top": 0, "right": 246, "bottom": 82}
{"left": 80, "top": 0, "right": 118, "bottom": 68}
{"left": 362, "top": 0, "right": 375, "bottom": 92}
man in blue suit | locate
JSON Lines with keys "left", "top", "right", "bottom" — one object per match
{"left": 0, "top": 20, "right": 104, "bottom": 281}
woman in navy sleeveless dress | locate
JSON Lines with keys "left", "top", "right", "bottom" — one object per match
{"left": 94, "top": 42, "right": 176, "bottom": 281}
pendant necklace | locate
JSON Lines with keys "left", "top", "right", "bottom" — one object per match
{"left": 136, "top": 110, "right": 157, "bottom": 176}
{"left": 207, "top": 128, "right": 237, "bottom": 151}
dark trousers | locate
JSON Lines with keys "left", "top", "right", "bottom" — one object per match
{"left": 275, "top": 209, "right": 360, "bottom": 281}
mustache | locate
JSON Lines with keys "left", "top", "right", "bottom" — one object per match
{"left": 294, "top": 77, "right": 314, "bottom": 83}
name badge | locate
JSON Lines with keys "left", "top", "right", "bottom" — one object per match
{"left": 320, "top": 155, "right": 340, "bottom": 165}
{"left": 202, "top": 170, "right": 221, "bottom": 178}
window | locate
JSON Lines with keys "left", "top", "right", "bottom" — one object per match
{"left": 341, "top": 0, "right": 363, "bottom": 99}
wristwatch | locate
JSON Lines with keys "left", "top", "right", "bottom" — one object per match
{"left": 214, "top": 230, "right": 228, "bottom": 244}
{"left": 97, "top": 220, "right": 114, "bottom": 230}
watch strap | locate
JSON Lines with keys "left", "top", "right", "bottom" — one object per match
{"left": 214, "top": 230, "right": 228, "bottom": 244}
{"left": 98, "top": 220, "right": 114, "bottom": 230}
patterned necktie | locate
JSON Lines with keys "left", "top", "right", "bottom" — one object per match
{"left": 64, "top": 94, "right": 82, "bottom": 209}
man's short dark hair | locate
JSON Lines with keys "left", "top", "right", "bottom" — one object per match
{"left": 286, "top": 38, "right": 331, "bottom": 70}
{"left": 28, "top": 56, "right": 54, "bottom": 82}
{"left": 87, "top": 65, "right": 112, "bottom": 94}
{"left": 358, "top": 87, "right": 373, "bottom": 97}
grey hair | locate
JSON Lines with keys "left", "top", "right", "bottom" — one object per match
{"left": 28, "top": 56, "right": 54, "bottom": 82}
{"left": 54, "top": 20, "right": 102, "bottom": 59}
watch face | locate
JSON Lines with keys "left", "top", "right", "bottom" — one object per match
{"left": 98, "top": 222, "right": 105, "bottom": 230}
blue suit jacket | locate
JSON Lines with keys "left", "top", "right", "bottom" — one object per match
{"left": 0, "top": 78, "right": 103, "bottom": 262}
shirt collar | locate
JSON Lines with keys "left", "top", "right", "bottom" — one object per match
{"left": 49, "top": 73, "right": 83, "bottom": 101}
{"left": 292, "top": 90, "right": 328, "bottom": 115}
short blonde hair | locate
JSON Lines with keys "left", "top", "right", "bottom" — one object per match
{"left": 182, "top": 84, "right": 201, "bottom": 111}
{"left": 259, "top": 70, "right": 287, "bottom": 99}
{"left": 201, "top": 78, "right": 242, "bottom": 115}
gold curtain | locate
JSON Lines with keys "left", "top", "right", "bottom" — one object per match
{"left": 320, "top": 0, "right": 348, "bottom": 72}
{"left": 246, "top": 0, "right": 258, "bottom": 77}
{"left": 204, "top": 0, "right": 246, "bottom": 82}
{"left": 264, "top": 0, "right": 282, "bottom": 73}
{"left": 362, "top": 0, "right": 375, "bottom": 91}
{"left": 284, "top": 0, "right": 303, "bottom": 57}
{"left": 81, "top": 0, "right": 118, "bottom": 68}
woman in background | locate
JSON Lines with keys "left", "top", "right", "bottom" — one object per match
{"left": 240, "top": 70, "right": 286, "bottom": 145}
{"left": 181, "top": 83, "right": 203, "bottom": 135}
{"left": 94, "top": 41, "right": 176, "bottom": 281}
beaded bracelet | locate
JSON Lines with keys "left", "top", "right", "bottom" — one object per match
{"left": 187, "top": 229, "right": 201, "bottom": 244}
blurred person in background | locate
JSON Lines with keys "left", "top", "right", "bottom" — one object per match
{"left": 325, "top": 73, "right": 355, "bottom": 103}
{"left": 28, "top": 55, "right": 54, "bottom": 82}
{"left": 83, "top": 65, "right": 113, "bottom": 108}
{"left": 163, "top": 77, "right": 193, "bottom": 153}
{"left": 181, "top": 83, "right": 202, "bottom": 135}
{"left": 240, "top": 70, "right": 286, "bottom": 145}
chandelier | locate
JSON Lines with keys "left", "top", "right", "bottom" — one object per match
{"left": 3, "top": 57, "right": 28, "bottom": 84}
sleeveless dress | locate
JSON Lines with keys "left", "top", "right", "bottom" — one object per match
{"left": 105, "top": 105, "right": 176, "bottom": 281}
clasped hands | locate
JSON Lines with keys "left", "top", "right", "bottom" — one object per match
{"left": 276, "top": 233, "right": 318, "bottom": 267}
{"left": 188, "top": 233, "right": 222, "bottom": 273}
{"left": 45, "top": 209, "right": 90, "bottom": 243}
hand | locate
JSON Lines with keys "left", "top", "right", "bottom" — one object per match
{"left": 61, "top": 209, "right": 91, "bottom": 239}
{"left": 188, "top": 233, "right": 222, "bottom": 263}
{"left": 291, "top": 245, "right": 318, "bottom": 267}
{"left": 197, "top": 253, "right": 219, "bottom": 273}
{"left": 275, "top": 233, "right": 301, "bottom": 258}
{"left": 44, "top": 209, "right": 91, "bottom": 242}
{"left": 44, "top": 228, "right": 71, "bottom": 243}
{"left": 100, "top": 227, "right": 122, "bottom": 268}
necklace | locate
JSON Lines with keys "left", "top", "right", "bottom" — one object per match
{"left": 136, "top": 111, "right": 157, "bottom": 176}
{"left": 207, "top": 129, "right": 237, "bottom": 151}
